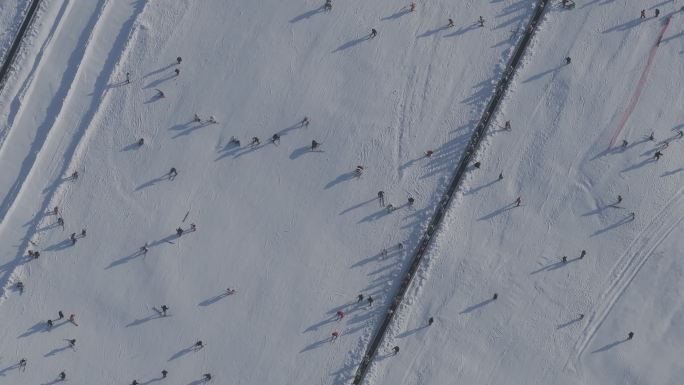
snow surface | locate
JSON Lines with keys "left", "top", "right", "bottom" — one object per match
{"left": 0, "top": 0, "right": 682, "bottom": 384}
{"left": 0, "top": 0, "right": 29, "bottom": 64}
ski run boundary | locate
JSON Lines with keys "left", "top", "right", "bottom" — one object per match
{"left": 351, "top": 1, "right": 550, "bottom": 384}
{"left": 0, "top": 0, "right": 44, "bottom": 93}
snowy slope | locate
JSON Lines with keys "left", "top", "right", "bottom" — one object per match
{"left": 0, "top": 0, "right": 534, "bottom": 384}
{"left": 0, "top": 0, "right": 29, "bottom": 64}
{"left": 378, "top": 2, "right": 684, "bottom": 385}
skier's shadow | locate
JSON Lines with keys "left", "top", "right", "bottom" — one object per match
{"left": 464, "top": 178, "right": 500, "bottom": 195}
{"left": 143, "top": 73, "right": 176, "bottom": 89}
{"left": 325, "top": 172, "right": 357, "bottom": 189}
{"left": 0, "top": 363, "right": 19, "bottom": 376}
{"left": 396, "top": 324, "right": 428, "bottom": 338}
{"left": 357, "top": 207, "right": 392, "bottom": 223}
{"left": 233, "top": 144, "right": 265, "bottom": 159}
{"left": 136, "top": 175, "right": 169, "bottom": 191}
{"left": 303, "top": 315, "right": 338, "bottom": 333}
{"left": 139, "top": 376, "right": 164, "bottom": 385}
{"left": 602, "top": 18, "right": 642, "bottom": 34}
{"left": 198, "top": 292, "right": 230, "bottom": 306}
{"left": 417, "top": 25, "right": 450, "bottom": 39}
{"left": 338, "top": 198, "right": 376, "bottom": 215}
{"left": 168, "top": 346, "right": 194, "bottom": 362}
{"left": 621, "top": 157, "right": 656, "bottom": 173}
{"left": 289, "top": 6, "right": 325, "bottom": 23}
{"left": 186, "top": 379, "right": 206, "bottom": 385}
{"left": 17, "top": 321, "right": 50, "bottom": 338}
{"left": 300, "top": 337, "right": 332, "bottom": 353}
{"left": 144, "top": 63, "right": 176, "bottom": 78}
{"left": 172, "top": 122, "right": 212, "bottom": 139}
{"left": 460, "top": 298, "right": 495, "bottom": 314}
{"left": 105, "top": 249, "right": 144, "bottom": 269}
{"left": 444, "top": 24, "right": 479, "bottom": 38}
{"left": 381, "top": 9, "right": 411, "bottom": 20}
{"left": 121, "top": 141, "right": 142, "bottom": 152}
{"left": 661, "top": 168, "right": 684, "bottom": 177}
{"left": 522, "top": 65, "right": 562, "bottom": 83}
{"left": 333, "top": 36, "right": 370, "bottom": 53}
{"left": 478, "top": 203, "right": 515, "bottom": 220}
{"left": 125, "top": 313, "right": 163, "bottom": 327}
{"left": 591, "top": 338, "right": 628, "bottom": 353}
{"left": 591, "top": 216, "right": 632, "bottom": 237}
{"left": 289, "top": 145, "right": 312, "bottom": 160}
{"left": 44, "top": 344, "right": 72, "bottom": 357}
{"left": 44, "top": 238, "right": 73, "bottom": 251}
{"left": 557, "top": 316, "right": 583, "bottom": 329}
{"left": 215, "top": 142, "right": 242, "bottom": 161}
{"left": 143, "top": 93, "right": 164, "bottom": 104}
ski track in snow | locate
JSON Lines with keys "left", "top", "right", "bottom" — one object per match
{"left": 567, "top": 185, "right": 684, "bottom": 371}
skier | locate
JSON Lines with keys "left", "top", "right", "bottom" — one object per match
{"left": 132, "top": 381, "right": 139, "bottom": 385}
{"left": 203, "top": 374, "right": 212, "bottom": 381}
{"left": 251, "top": 137, "right": 260, "bottom": 146}
{"left": 226, "top": 288, "right": 237, "bottom": 295}
{"left": 381, "top": 248, "right": 388, "bottom": 257}
{"left": 357, "top": 294, "right": 364, "bottom": 303}
{"left": 628, "top": 212, "right": 635, "bottom": 221}
{"left": 617, "top": 195, "right": 622, "bottom": 204}
{"left": 504, "top": 120, "right": 511, "bottom": 130}
{"left": 19, "top": 358, "right": 27, "bottom": 372}
{"left": 425, "top": 150, "right": 433, "bottom": 158}
{"left": 53, "top": 206, "right": 59, "bottom": 215}
{"left": 653, "top": 151, "right": 663, "bottom": 161}
{"left": 370, "top": 28, "right": 378, "bottom": 39}
{"left": 138, "top": 138, "right": 144, "bottom": 146}
{"left": 386, "top": 204, "right": 394, "bottom": 212}
{"left": 578, "top": 314, "right": 584, "bottom": 320}
{"left": 161, "top": 305, "right": 169, "bottom": 316}
{"left": 367, "top": 296, "right": 374, "bottom": 307}
{"left": 655, "top": 9, "right": 660, "bottom": 17}
{"left": 140, "top": 245, "right": 148, "bottom": 254}
{"left": 621, "top": 139, "right": 628, "bottom": 148}
{"left": 190, "top": 223, "right": 196, "bottom": 232}
{"left": 16, "top": 281, "right": 24, "bottom": 294}
{"left": 324, "top": 0, "right": 332, "bottom": 11}
{"left": 397, "top": 242, "right": 404, "bottom": 249}
{"left": 473, "top": 161, "right": 481, "bottom": 169}
{"left": 677, "top": 131, "right": 684, "bottom": 139}
{"left": 174, "top": 68, "right": 180, "bottom": 76}
{"left": 336, "top": 310, "right": 345, "bottom": 320}
{"left": 28, "top": 250, "right": 34, "bottom": 258}
{"left": 176, "top": 227, "right": 184, "bottom": 237}
{"left": 628, "top": 331, "right": 634, "bottom": 340}
{"left": 478, "top": 16, "right": 485, "bottom": 27}
{"left": 72, "top": 171, "right": 79, "bottom": 180}
{"left": 640, "top": 9, "right": 646, "bottom": 18}
{"left": 208, "top": 116, "right": 217, "bottom": 124}
{"left": 169, "top": 167, "right": 178, "bottom": 180}
{"left": 194, "top": 113, "right": 201, "bottom": 122}
{"left": 176, "top": 56, "right": 182, "bottom": 65}
{"left": 81, "top": 228, "right": 86, "bottom": 237}
{"left": 59, "top": 371, "right": 66, "bottom": 381}
{"left": 409, "top": 2, "right": 416, "bottom": 12}
{"left": 271, "top": 133, "right": 280, "bottom": 144}
{"left": 648, "top": 132, "right": 655, "bottom": 141}
{"left": 126, "top": 72, "right": 131, "bottom": 84}
{"left": 162, "top": 370, "right": 168, "bottom": 378}
{"left": 47, "top": 319, "right": 54, "bottom": 328}
{"left": 194, "top": 340, "right": 204, "bottom": 350}
{"left": 34, "top": 251, "right": 40, "bottom": 258}
{"left": 580, "top": 250, "right": 586, "bottom": 259}
{"left": 70, "top": 233, "right": 77, "bottom": 245}
{"left": 59, "top": 310, "right": 64, "bottom": 319}
{"left": 311, "top": 140, "right": 320, "bottom": 151}
{"left": 331, "top": 331, "right": 339, "bottom": 342}
{"left": 392, "top": 346, "right": 400, "bottom": 355}
{"left": 493, "top": 293, "right": 498, "bottom": 300}
{"left": 378, "top": 191, "right": 385, "bottom": 206}
{"left": 428, "top": 317, "right": 434, "bottom": 326}
{"left": 355, "top": 165, "right": 364, "bottom": 176}
{"left": 562, "top": 256, "right": 567, "bottom": 263}
{"left": 302, "top": 116, "right": 310, "bottom": 127}
{"left": 67, "top": 339, "right": 76, "bottom": 348}
{"left": 565, "top": 56, "right": 571, "bottom": 65}
{"left": 514, "top": 196, "right": 522, "bottom": 207}
{"left": 408, "top": 197, "right": 415, "bottom": 206}
{"left": 156, "top": 89, "right": 165, "bottom": 98}
{"left": 229, "top": 136, "right": 241, "bottom": 146}
{"left": 498, "top": 172, "right": 504, "bottom": 180}
{"left": 69, "top": 314, "right": 78, "bottom": 325}
{"left": 448, "top": 18, "right": 454, "bottom": 28}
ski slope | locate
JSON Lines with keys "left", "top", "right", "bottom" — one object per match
{"left": 0, "top": 0, "right": 682, "bottom": 384}
{"left": 0, "top": 0, "right": 30, "bottom": 63}
{"left": 0, "top": 0, "right": 533, "bottom": 384}
{"left": 378, "top": 2, "right": 684, "bottom": 385}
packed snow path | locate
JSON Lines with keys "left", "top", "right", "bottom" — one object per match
{"left": 0, "top": 0, "right": 40, "bottom": 92}
{"left": 352, "top": 1, "right": 550, "bottom": 383}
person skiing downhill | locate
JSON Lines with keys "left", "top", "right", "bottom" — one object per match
{"left": 504, "top": 120, "right": 511, "bottom": 131}
{"left": 69, "top": 314, "right": 78, "bottom": 326}
{"left": 169, "top": 167, "right": 178, "bottom": 180}
{"left": 621, "top": 139, "right": 628, "bottom": 148}
{"left": 58, "top": 311, "right": 64, "bottom": 319}
{"left": 331, "top": 331, "right": 339, "bottom": 342}
{"left": 649, "top": 132, "right": 655, "bottom": 141}
{"left": 272, "top": 134, "right": 280, "bottom": 144}
{"left": 493, "top": 293, "right": 498, "bottom": 300}
{"left": 448, "top": 18, "right": 454, "bottom": 28}
{"left": 47, "top": 319, "right": 54, "bottom": 328}
{"left": 203, "top": 373, "right": 212, "bottom": 381}
{"left": 355, "top": 165, "right": 364, "bottom": 176}
{"left": 628, "top": 331, "right": 634, "bottom": 340}
{"left": 478, "top": 16, "right": 485, "bottom": 27}
{"left": 176, "top": 57, "right": 182, "bottom": 65}
{"left": 176, "top": 227, "right": 184, "bottom": 237}
{"left": 302, "top": 116, "right": 310, "bottom": 127}
{"left": 194, "top": 113, "right": 201, "bottom": 122}
{"left": 70, "top": 233, "right": 77, "bottom": 245}
{"left": 473, "top": 161, "right": 481, "bottom": 169}
{"left": 367, "top": 296, "right": 374, "bottom": 307}
{"left": 251, "top": 137, "right": 260, "bottom": 146}
{"left": 562, "top": 256, "right": 567, "bottom": 263}
{"left": 194, "top": 340, "right": 204, "bottom": 350}
{"left": 425, "top": 150, "right": 433, "bottom": 158}
{"left": 155, "top": 89, "right": 165, "bottom": 98}
{"left": 162, "top": 370, "right": 168, "bottom": 378}
{"left": 655, "top": 9, "right": 660, "bottom": 17}
{"left": 580, "top": 250, "right": 586, "bottom": 259}
{"left": 19, "top": 359, "right": 27, "bottom": 372}
{"left": 161, "top": 305, "right": 169, "bottom": 316}
{"left": 428, "top": 317, "right": 434, "bottom": 326}
{"left": 514, "top": 196, "right": 522, "bottom": 207}
{"left": 408, "top": 197, "right": 415, "bottom": 206}
{"left": 617, "top": 195, "right": 622, "bottom": 204}
{"left": 378, "top": 191, "right": 385, "bottom": 206}
{"left": 138, "top": 138, "right": 144, "bottom": 146}
{"left": 640, "top": 9, "right": 646, "bottom": 18}
{"left": 369, "top": 28, "right": 378, "bottom": 39}
{"left": 126, "top": 72, "right": 130, "bottom": 84}
{"left": 59, "top": 371, "right": 66, "bottom": 380}
{"left": 16, "top": 281, "right": 24, "bottom": 295}
{"left": 498, "top": 172, "right": 504, "bottom": 180}
{"left": 653, "top": 151, "right": 663, "bottom": 161}
{"left": 336, "top": 310, "right": 345, "bottom": 320}
{"left": 67, "top": 339, "right": 76, "bottom": 348}
{"left": 565, "top": 57, "right": 571, "bottom": 65}
{"left": 392, "top": 346, "right": 400, "bottom": 355}
{"left": 357, "top": 294, "right": 364, "bottom": 303}
{"left": 174, "top": 68, "right": 180, "bottom": 76}
{"left": 311, "top": 140, "right": 320, "bottom": 151}
{"left": 409, "top": 2, "right": 416, "bottom": 12}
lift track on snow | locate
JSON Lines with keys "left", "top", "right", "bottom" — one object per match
{"left": 351, "top": 1, "right": 550, "bottom": 383}
{"left": 0, "top": 0, "right": 43, "bottom": 93}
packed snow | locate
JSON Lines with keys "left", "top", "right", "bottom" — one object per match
{"left": 0, "top": 0, "right": 682, "bottom": 385}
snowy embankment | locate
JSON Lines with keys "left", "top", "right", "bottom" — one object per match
{"left": 0, "top": 0, "right": 533, "bottom": 384}
{"left": 379, "top": 2, "right": 684, "bottom": 385}
{"left": 0, "top": 0, "right": 30, "bottom": 64}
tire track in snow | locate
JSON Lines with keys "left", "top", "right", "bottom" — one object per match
{"left": 567, "top": 185, "right": 684, "bottom": 371}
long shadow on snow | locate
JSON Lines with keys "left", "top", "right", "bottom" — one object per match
{"left": 136, "top": 175, "right": 171, "bottom": 191}
{"left": 168, "top": 346, "right": 194, "bottom": 362}
{"left": 325, "top": 171, "right": 357, "bottom": 189}
{"left": 198, "top": 291, "right": 234, "bottom": 306}
{"left": 591, "top": 338, "right": 628, "bottom": 353}
{"left": 126, "top": 312, "right": 166, "bottom": 327}
{"left": 381, "top": 9, "right": 411, "bottom": 21}
{"left": 417, "top": 25, "right": 450, "bottom": 39}
{"left": 590, "top": 216, "right": 633, "bottom": 237}
{"left": 40, "top": 379, "right": 64, "bottom": 385}
{"left": 290, "top": 6, "right": 325, "bottom": 23}
{"left": 144, "top": 63, "right": 176, "bottom": 78}
{"left": 523, "top": 65, "right": 563, "bottom": 83}
{"left": 44, "top": 344, "right": 72, "bottom": 357}
{"left": 171, "top": 121, "right": 213, "bottom": 139}
{"left": 143, "top": 73, "right": 176, "bottom": 89}
{"left": 333, "top": 35, "right": 372, "bottom": 52}
{"left": 557, "top": 315, "right": 583, "bottom": 329}
{"left": 0, "top": 0, "right": 149, "bottom": 299}
{"left": 139, "top": 376, "right": 164, "bottom": 385}
{"left": 602, "top": 18, "right": 642, "bottom": 33}
{"left": 443, "top": 24, "right": 479, "bottom": 38}
{"left": 339, "top": 198, "right": 376, "bottom": 215}
{"left": 478, "top": 203, "right": 516, "bottom": 220}
{"left": 460, "top": 298, "right": 495, "bottom": 313}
